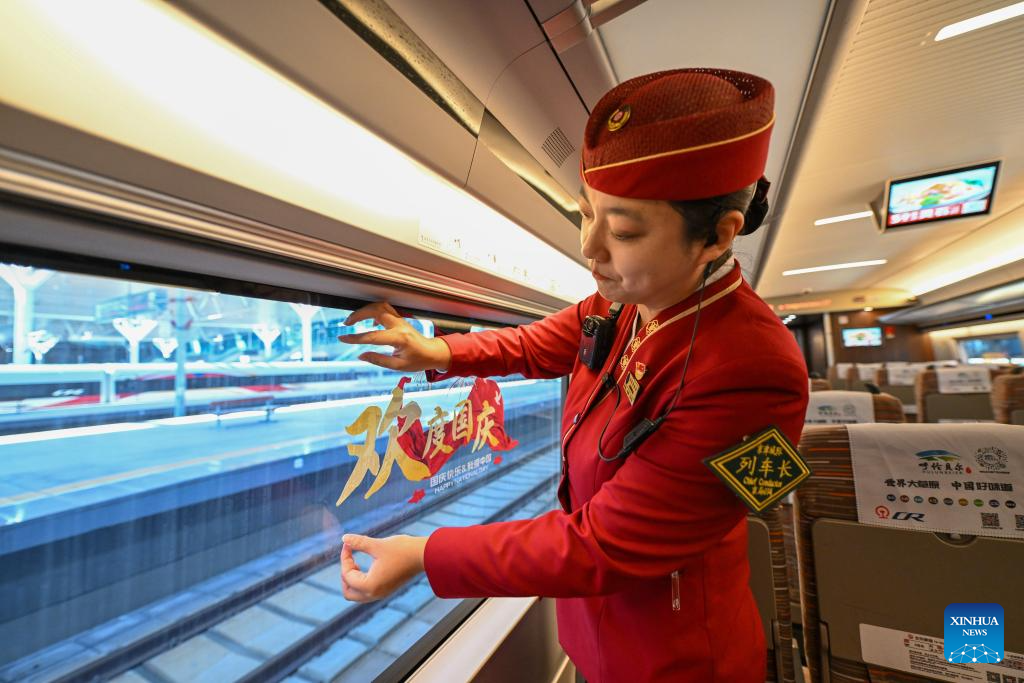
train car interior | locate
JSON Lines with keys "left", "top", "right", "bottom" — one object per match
{"left": 1, "top": 1, "right": 1022, "bottom": 682}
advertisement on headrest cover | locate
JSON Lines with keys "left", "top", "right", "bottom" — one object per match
{"left": 937, "top": 367, "right": 993, "bottom": 394}
{"left": 850, "top": 423, "right": 1024, "bottom": 539}
{"left": 888, "top": 364, "right": 924, "bottom": 386}
{"left": 856, "top": 363, "right": 883, "bottom": 382}
{"left": 805, "top": 391, "right": 875, "bottom": 424}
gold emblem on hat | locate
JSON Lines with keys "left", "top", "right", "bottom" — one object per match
{"left": 645, "top": 320, "right": 659, "bottom": 335}
{"left": 607, "top": 104, "right": 631, "bottom": 132}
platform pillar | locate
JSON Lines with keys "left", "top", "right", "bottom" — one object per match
{"left": 0, "top": 265, "right": 54, "bottom": 364}
{"left": 288, "top": 303, "right": 320, "bottom": 364}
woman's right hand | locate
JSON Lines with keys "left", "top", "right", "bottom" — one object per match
{"left": 338, "top": 302, "right": 452, "bottom": 372}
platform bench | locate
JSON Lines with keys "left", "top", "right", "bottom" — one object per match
{"left": 210, "top": 396, "right": 276, "bottom": 426}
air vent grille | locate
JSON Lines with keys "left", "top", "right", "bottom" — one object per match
{"left": 541, "top": 127, "right": 575, "bottom": 167}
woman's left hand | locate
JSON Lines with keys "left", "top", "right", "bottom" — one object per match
{"left": 340, "top": 533, "right": 429, "bottom": 603}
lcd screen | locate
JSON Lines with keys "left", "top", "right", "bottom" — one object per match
{"left": 842, "top": 327, "right": 883, "bottom": 347}
{"left": 885, "top": 161, "right": 999, "bottom": 229}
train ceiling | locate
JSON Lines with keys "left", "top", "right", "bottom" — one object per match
{"left": 584, "top": 0, "right": 830, "bottom": 283}
{"left": 756, "top": 0, "right": 1024, "bottom": 304}
{"left": 386, "top": 0, "right": 831, "bottom": 282}
{"left": 3, "top": 0, "right": 1021, "bottom": 320}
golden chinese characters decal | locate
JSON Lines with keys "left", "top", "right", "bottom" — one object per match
{"left": 336, "top": 377, "right": 519, "bottom": 507}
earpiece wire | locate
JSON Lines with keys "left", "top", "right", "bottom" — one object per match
{"left": 595, "top": 261, "right": 713, "bottom": 462}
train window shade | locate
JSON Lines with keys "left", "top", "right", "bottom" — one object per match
{"left": 0, "top": 260, "right": 563, "bottom": 682}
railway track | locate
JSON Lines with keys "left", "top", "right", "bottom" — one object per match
{"left": 8, "top": 447, "right": 560, "bottom": 683}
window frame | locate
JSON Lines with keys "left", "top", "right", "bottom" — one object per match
{"left": 0, "top": 196, "right": 569, "bottom": 683}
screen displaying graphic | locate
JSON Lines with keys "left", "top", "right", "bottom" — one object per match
{"left": 842, "top": 327, "right": 883, "bottom": 347}
{"left": 886, "top": 162, "right": 999, "bottom": 228}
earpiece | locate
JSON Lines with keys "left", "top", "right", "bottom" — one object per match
{"left": 741, "top": 176, "right": 771, "bottom": 235}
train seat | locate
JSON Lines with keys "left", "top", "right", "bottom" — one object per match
{"left": 915, "top": 368, "right": 996, "bottom": 423}
{"left": 782, "top": 393, "right": 905, "bottom": 640}
{"left": 810, "top": 378, "right": 831, "bottom": 392}
{"left": 794, "top": 423, "right": 1024, "bottom": 683}
{"left": 827, "top": 364, "right": 852, "bottom": 391}
{"left": 748, "top": 515, "right": 798, "bottom": 683}
{"left": 992, "top": 371, "right": 1024, "bottom": 425}
{"left": 846, "top": 363, "right": 883, "bottom": 393}
{"left": 874, "top": 364, "right": 924, "bottom": 421}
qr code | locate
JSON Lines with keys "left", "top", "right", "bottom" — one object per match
{"left": 980, "top": 513, "right": 1000, "bottom": 529}
{"left": 1016, "top": 514, "right": 1024, "bottom": 531}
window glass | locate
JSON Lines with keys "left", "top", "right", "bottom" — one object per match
{"left": 0, "top": 262, "right": 562, "bottom": 682}
{"left": 958, "top": 334, "right": 1024, "bottom": 365}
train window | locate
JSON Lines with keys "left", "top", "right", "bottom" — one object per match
{"left": 958, "top": 334, "right": 1024, "bottom": 365}
{"left": 0, "top": 261, "right": 563, "bottom": 682}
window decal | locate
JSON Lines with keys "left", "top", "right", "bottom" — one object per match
{"left": 336, "top": 377, "right": 518, "bottom": 506}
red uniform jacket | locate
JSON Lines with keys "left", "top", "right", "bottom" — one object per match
{"left": 423, "top": 262, "right": 808, "bottom": 682}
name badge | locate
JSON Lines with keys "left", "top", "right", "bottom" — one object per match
{"left": 703, "top": 426, "right": 812, "bottom": 513}
{"left": 623, "top": 373, "right": 641, "bottom": 405}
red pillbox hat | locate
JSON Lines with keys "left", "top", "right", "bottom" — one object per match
{"left": 581, "top": 68, "right": 775, "bottom": 201}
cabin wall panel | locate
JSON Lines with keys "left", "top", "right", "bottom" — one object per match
{"left": 830, "top": 308, "right": 933, "bottom": 364}
{"left": 807, "top": 322, "right": 828, "bottom": 376}
{"left": 788, "top": 315, "right": 828, "bottom": 377}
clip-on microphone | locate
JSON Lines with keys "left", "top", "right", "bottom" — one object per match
{"left": 579, "top": 302, "right": 623, "bottom": 371}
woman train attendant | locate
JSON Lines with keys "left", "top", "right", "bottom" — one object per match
{"left": 337, "top": 69, "right": 809, "bottom": 682}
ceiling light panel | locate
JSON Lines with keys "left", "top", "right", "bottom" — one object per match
{"left": 814, "top": 210, "right": 874, "bottom": 226}
{"left": 878, "top": 204, "right": 1024, "bottom": 296}
{"left": 783, "top": 259, "right": 888, "bottom": 276}
{"left": 935, "top": 1, "right": 1024, "bottom": 41}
